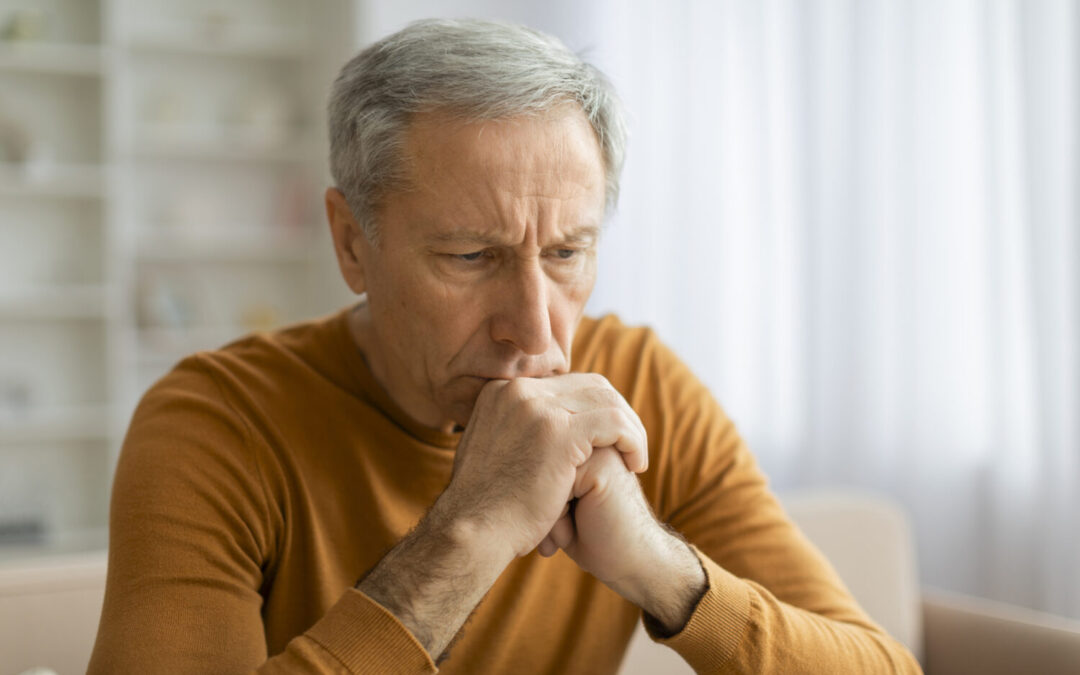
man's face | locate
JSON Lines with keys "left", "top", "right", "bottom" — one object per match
{"left": 342, "top": 105, "right": 607, "bottom": 431}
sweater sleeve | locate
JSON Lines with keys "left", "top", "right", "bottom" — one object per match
{"left": 87, "top": 357, "right": 436, "bottom": 674}
{"left": 632, "top": 333, "right": 922, "bottom": 674}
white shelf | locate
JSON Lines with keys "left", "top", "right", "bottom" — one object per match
{"left": 0, "top": 285, "right": 110, "bottom": 320}
{"left": 137, "top": 229, "right": 313, "bottom": 263}
{"left": 0, "top": 42, "right": 107, "bottom": 77}
{"left": 0, "top": 0, "right": 353, "bottom": 565}
{"left": 131, "top": 135, "right": 313, "bottom": 163}
{"left": 136, "top": 325, "right": 249, "bottom": 360}
{"left": 0, "top": 404, "right": 111, "bottom": 443}
{"left": 0, "top": 163, "right": 105, "bottom": 199}
{"left": 0, "top": 532, "right": 108, "bottom": 566}
{"left": 123, "top": 34, "right": 307, "bottom": 60}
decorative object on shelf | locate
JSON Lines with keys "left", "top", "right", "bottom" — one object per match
{"left": 140, "top": 89, "right": 197, "bottom": 142}
{"left": 0, "top": 517, "right": 45, "bottom": 545}
{"left": 224, "top": 86, "right": 293, "bottom": 147}
{"left": 0, "top": 108, "right": 29, "bottom": 164}
{"left": 0, "top": 8, "right": 51, "bottom": 43}
{"left": 138, "top": 275, "right": 193, "bottom": 330}
{"left": 22, "top": 137, "right": 56, "bottom": 181}
{"left": 240, "top": 303, "right": 280, "bottom": 333}
{"left": 162, "top": 187, "right": 225, "bottom": 237}
{"left": 11, "top": 667, "right": 59, "bottom": 675}
{"left": 278, "top": 170, "right": 312, "bottom": 231}
{"left": 200, "top": 9, "right": 236, "bottom": 45}
{"left": 0, "top": 374, "right": 33, "bottom": 420}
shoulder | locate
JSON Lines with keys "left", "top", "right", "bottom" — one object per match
{"left": 122, "top": 354, "right": 252, "bottom": 476}
{"left": 572, "top": 313, "right": 696, "bottom": 396}
{"left": 573, "top": 314, "right": 660, "bottom": 374}
{"left": 136, "top": 308, "right": 350, "bottom": 428}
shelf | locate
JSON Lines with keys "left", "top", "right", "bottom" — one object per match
{"left": 0, "top": 532, "right": 107, "bottom": 568}
{"left": 0, "top": 404, "right": 111, "bottom": 443}
{"left": 0, "top": 163, "right": 105, "bottom": 199}
{"left": 0, "top": 0, "right": 348, "bottom": 565}
{"left": 123, "top": 33, "right": 307, "bottom": 60}
{"left": 136, "top": 325, "right": 250, "bottom": 361}
{"left": 0, "top": 41, "right": 107, "bottom": 76}
{"left": 0, "top": 285, "right": 109, "bottom": 320}
{"left": 131, "top": 135, "right": 313, "bottom": 163}
{"left": 137, "top": 229, "right": 314, "bottom": 263}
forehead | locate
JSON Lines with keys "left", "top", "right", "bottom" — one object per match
{"left": 406, "top": 104, "right": 601, "bottom": 170}
{"left": 391, "top": 106, "right": 606, "bottom": 227}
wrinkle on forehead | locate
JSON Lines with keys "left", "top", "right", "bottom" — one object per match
{"left": 408, "top": 107, "right": 602, "bottom": 192}
{"left": 394, "top": 106, "right": 607, "bottom": 246}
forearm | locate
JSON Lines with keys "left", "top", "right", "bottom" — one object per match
{"left": 616, "top": 527, "right": 707, "bottom": 636}
{"left": 356, "top": 491, "right": 514, "bottom": 661}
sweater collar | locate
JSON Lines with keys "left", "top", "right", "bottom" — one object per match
{"left": 333, "top": 303, "right": 462, "bottom": 450}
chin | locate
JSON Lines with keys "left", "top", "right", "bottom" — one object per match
{"left": 444, "top": 400, "right": 476, "bottom": 430}
{"left": 437, "top": 379, "right": 485, "bottom": 428}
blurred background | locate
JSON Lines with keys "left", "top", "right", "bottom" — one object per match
{"left": 0, "top": 0, "right": 1076, "bottom": 628}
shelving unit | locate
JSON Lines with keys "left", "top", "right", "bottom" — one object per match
{"left": 0, "top": 0, "right": 356, "bottom": 563}
{"left": 0, "top": 162, "right": 105, "bottom": 198}
{"left": 0, "top": 285, "right": 110, "bottom": 319}
{"left": 0, "top": 40, "right": 106, "bottom": 75}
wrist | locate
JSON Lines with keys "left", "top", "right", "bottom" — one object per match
{"left": 620, "top": 527, "right": 707, "bottom": 636}
{"left": 431, "top": 491, "right": 517, "bottom": 572}
{"left": 353, "top": 490, "right": 515, "bottom": 660}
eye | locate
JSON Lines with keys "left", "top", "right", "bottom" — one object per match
{"left": 456, "top": 251, "right": 486, "bottom": 262}
{"left": 553, "top": 248, "right": 578, "bottom": 260}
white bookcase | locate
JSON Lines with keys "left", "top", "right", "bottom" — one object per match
{"left": 0, "top": 0, "right": 356, "bottom": 561}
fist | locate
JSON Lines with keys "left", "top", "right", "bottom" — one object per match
{"left": 442, "top": 373, "right": 648, "bottom": 558}
{"left": 537, "top": 446, "right": 662, "bottom": 585}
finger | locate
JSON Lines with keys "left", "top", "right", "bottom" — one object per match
{"left": 523, "top": 374, "right": 650, "bottom": 473}
{"left": 561, "top": 382, "right": 649, "bottom": 474}
{"left": 537, "top": 534, "right": 558, "bottom": 558}
{"left": 523, "top": 372, "right": 610, "bottom": 399}
{"left": 569, "top": 407, "right": 648, "bottom": 474}
{"left": 572, "top": 446, "right": 627, "bottom": 500}
{"left": 548, "top": 512, "right": 576, "bottom": 550}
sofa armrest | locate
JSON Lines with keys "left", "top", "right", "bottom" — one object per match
{"left": 922, "top": 588, "right": 1080, "bottom": 675}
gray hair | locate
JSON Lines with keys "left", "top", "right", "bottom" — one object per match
{"left": 327, "top": 18, "right": 627, "bottom": 241}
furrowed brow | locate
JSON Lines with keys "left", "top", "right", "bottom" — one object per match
{"left": 425, "top": 230, "right": 506, "bottom": 246}
{"left": 425, "top": 225, "right": 601, "bottom": 248}
{"left": 558, "top": 225, "right": 601, "bottom": 246}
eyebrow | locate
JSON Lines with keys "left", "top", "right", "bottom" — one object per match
{"left": 425, "top": 225, "right": 601, "bottom": 247}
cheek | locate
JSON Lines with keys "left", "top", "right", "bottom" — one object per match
{"left": 562, "top": 257, "right": 598, "bottom": 308}
{"left": 552, "top": 262, "right": 597, "bottom": 342}
{"left": 410, "top": 279, "right": 488, "bottom": 359}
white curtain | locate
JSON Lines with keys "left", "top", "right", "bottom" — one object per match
{"left": 581, "top": 0, "right": 1079, "bottom": 619}
{"left": 358, "top": 0, "right": 1079, "bottom": 618}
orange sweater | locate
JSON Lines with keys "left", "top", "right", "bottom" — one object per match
{"left": 89, "top": 306, "right": 920, "bottom": 674}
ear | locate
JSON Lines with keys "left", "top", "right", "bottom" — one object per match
{"left": 325, "top": 187, "right": 370, "bottom": 295}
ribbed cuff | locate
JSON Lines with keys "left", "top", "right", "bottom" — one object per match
{"left": 644, "top": 545, "right": 751, "bottom": 671}
{"left": 306, "top": 588, "right": 438, "bottom": 674}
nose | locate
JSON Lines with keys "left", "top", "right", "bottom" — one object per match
{"left": 489, "top": 259, "right": 553, "bottom": 356}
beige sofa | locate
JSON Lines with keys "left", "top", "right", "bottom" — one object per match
{"left": 2, "top": 491, "right": 1079, "bottom": 674}
{"left": 0, "top": 550, "right": 106, "bottom": 675}
{"left": 619, "top": 490, "right": 1080, "bottom": 674}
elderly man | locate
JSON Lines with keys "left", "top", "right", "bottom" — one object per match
{"left": 90, "top": 19, "right": 920, "bottom": 674}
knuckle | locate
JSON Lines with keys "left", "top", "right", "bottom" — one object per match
{"left": 531, "top": 405, "right": 564, "bottom": 439}
{"left": 586, "top": 372, "right": 610, "bottom": 388}
{"left": 478, "top": 378, "right": 507, "bottom": 402}
{"left": 594, "top": 386, "right": 620, "bottom": 407}
{"left": 519, "top": 391, "right": 546, "bottom": 416}
{"left": 503, "top": 377, "right": 528, "bottom": 398}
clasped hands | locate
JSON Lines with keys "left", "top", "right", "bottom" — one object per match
{"left": 445, "top": 373, "right": 699, "bottom": 620}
